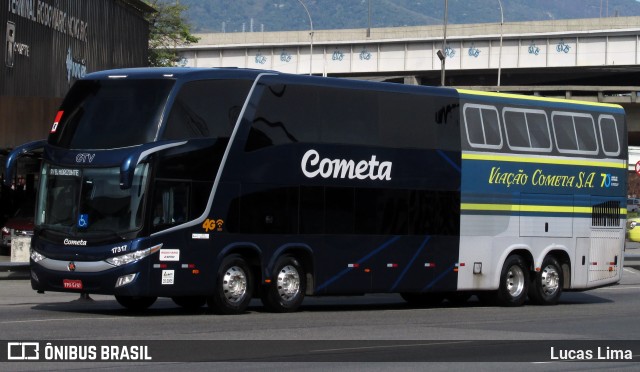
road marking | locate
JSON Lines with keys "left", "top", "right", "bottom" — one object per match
{"left": 311, "top": 340, "right": 470, "bottom": 353}
{"left": 592, "top": 285, "right": 640, "bottom": 291}
{"left": 0, "top": 316, "right": 131, "bottom": 325}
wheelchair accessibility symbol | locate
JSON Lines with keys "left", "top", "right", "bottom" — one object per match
{"left": 78, "top": 214, "right": 89, "bottom": 228}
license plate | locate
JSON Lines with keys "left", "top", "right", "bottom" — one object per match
{"left": 63, "top": 279, "right": 83, "bottom": 290}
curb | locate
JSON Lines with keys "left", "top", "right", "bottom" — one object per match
{"left": 0, "top": 262, "right": 30, "bottom": 280}
{"left": 624, "top": 255, "right": 640, "bottom": 271}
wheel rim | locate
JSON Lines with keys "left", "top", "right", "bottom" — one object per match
{"left": 540, "top": 265, "right": 560, "bottom": 296}
{"left": 276, "top": 265, "right": 300, "bottom": 301}
{"left": 222, "top": 265, "right": 248, "bottom": 304}
{"left": 506, "top": 265, "right": 525, "bottom": 298}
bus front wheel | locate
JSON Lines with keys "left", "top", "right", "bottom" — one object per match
{"left": 208, "top": 254, "right": 253, "bottom": 315}
{"left": 261, "top": 255, "right": 306, "bottom": 313}
{"left": 115, "top": 295, "right": 157, "bottom": 311}
{"left": 529, "top": 256, "right": 563, "bottom": 305}
{"left": 495, "top": 254, "right": 530, "bottom": 307}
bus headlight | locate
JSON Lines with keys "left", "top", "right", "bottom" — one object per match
{"left": 105, "top": 244, "right": 162, "bottom": 267}
{"left": 631, "top": 221, "right": 638, "bottom": 229}
{"left": 30, "top": 249, "right": 45, "bottom": 263}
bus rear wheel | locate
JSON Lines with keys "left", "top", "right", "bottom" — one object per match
{"left": 261, "top": 255, "right": 306, "bottom": 313}
{"left": 208, "top": 254, "right": 253, "bottom": 315}
{"left": 172, "top": 296, "right": 207, "bottom": 309}
{"left": 115, "top": 295, "right": 157, "bottom": 311}
{"left": 529, "top": 256, "right": 563, "bottom": 305}
{"left": 495, "top": 254, "right": 529, "bottom": 307}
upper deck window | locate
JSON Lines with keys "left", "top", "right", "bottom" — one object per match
{"left": 598, "top": 115, "right": 620, "bottom": 156}
{"left": 49, "top": 79, "right": 175, "bottom": 149}
{"left": 163, "top": 79, "right": 253, "bottom": 140}
{"left": 552, "top": 111, "right": 599, "bottom": 155}
{"left": 246, "top": 81, "right": 460, "bottom": 152}
{"left": 463, "top": 104, "right": 502, "bottom": 149}
{"left": 503, "top": 108, "right": 551, "bottom": 152}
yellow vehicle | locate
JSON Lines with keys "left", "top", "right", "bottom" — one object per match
{"left": 627, "top": 218, "right": 640, "bottom": 242}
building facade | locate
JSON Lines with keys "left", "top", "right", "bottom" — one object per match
{"left": 2, "top": 0, "right": 152, "bottom": 149}
{"left": 1, "top": 0, "right": 152, "bottom": 224}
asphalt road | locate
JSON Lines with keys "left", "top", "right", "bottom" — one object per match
{"left": 2, "top": 267, "right": 640, "bottom": 371}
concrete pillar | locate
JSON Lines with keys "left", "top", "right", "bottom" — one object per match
{"left": 11, "top": 236, "right": 31, "bottom": 263}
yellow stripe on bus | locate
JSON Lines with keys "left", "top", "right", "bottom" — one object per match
{"left": 461, "top": 152, "right": 627, "bottom": 169}
{"left": 456, "top": 89, "right": 624, "bottom": 109}
{"left": 461, "top": 203, "right": 627, "bottom": 215}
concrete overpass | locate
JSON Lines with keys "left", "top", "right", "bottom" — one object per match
{"left": 176, "top": 17, "right": 640, "bottom": 143}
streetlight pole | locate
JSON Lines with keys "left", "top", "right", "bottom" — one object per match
{"left": 297, "top": 0, "right": 314, "bottom": 75}
{"left": 367, "top": 0, "right": 371, "bottom": 38}
{"left": 440, "top": 0, "right": 448, "bottom": 86}
{"left": 497, "top": 0, "right": 504, "bottom": 88}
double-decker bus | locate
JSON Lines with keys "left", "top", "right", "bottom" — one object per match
{"left": 5, "top": 68, "right": 627, "bottom": 314}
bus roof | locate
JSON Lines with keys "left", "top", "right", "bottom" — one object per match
{"left": 457, "top": 88, "right": 625, "bottom": 112}
{"left": 82, "top": 67, "right": 459, "bottom": 97}
{"left": 83, "top": 67, "right": 268, "bottom": 81}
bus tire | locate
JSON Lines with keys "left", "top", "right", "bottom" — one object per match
{"left": 208, "top": 254, "right": 253, "bottom": 315}
{"left": 400, "top": 293, "right": 444, "bottom": 307}
{"left": 115, "top": 295, "right": 156, "bottom": 311}
{"left": 529, "top": 256, "right": 563, "bottom": 305}
{"left": 495, "top": 255, "right": 529, "bottom": 307}
{"left": 172, "top": 296, "right": 207, "bottom": 309}
{"left": 261, "top": 255, "right": 306, "bottom": 313}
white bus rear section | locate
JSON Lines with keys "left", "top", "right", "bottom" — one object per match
{"left": 458, "top": 214, "right": 623, "bottom": 291}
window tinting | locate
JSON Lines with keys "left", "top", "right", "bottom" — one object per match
{"left": 527, "top": 112, "right": 551, "bottom": 150}
{"left": 325, "top": 187, "right": 355, "bottom": 234}
{"left": 246, "top": 82, "right": 460, "bottom": 152}
{"left": 574, "top": 115, "right": 598, "bottom": 152}
{"left": 238, "top": 186, "right": 299, "bottom": 234}
{"left": 378, "top": 94, "right": 459, "bottom": 150}
{"left": 464, "top": 106, "right": 484, "bottom": 145}
{"left": 503, "top": 108, "right": 550, "bottom": 151}
{"left": 151, "top": 181, "right": 190, "bottom": 233}
{"left": 482, "top": 108, "right": 502, "bottom": 146}
{"left": 599, "top": 115, "right": 620, "bottom": 156}
{"left": 552, "top": 112, "right": 598, "bottom": 154}
{"left": 246, "top": 84, "right": 322, "bottom": 151}
{"left": 229, "top": 186, "right": 459, "bottom": 236}
{"left": 409, "top": 190, "right": 460, "bottom": 235}
{"left": 354, "top": 189, "right": 408, "bottom": 235}
{"left": 50, "top": 79, "right": 174, "bottom": 149}
{"left": 504, "top": 111, "right": 529, "bottom": 148}
{"left": 463, "top": 104, "right": 501, "bottom": 149}
{"left": 163, "top": 79, "right": 253, "bottom": 140}
{"left": 552, "top": 113, "right": 578, "bottom": 152}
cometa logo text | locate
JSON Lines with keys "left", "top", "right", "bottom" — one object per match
{"left": 301, "top": 149, "right": 392, "bottom": 181}
{"left": 63, "top": 239, "right": 87, "bottom": 246}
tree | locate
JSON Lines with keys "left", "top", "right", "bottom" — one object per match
{"left": 145, "top": 0, "right": 199, "bottom": 67}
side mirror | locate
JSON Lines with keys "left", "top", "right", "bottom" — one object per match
{"left": 3, "top": 140, "right": 46, "bottom": 187}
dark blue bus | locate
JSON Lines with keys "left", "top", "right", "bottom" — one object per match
{"left": 5, "top": 68, "right": 627, "bottom": 313}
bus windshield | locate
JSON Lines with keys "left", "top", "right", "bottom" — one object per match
{"left": 49, "top": 79, "right": 175, "bottom": 149}
{"left": 36, "top": 163, "right": 149, "bottom": 238}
